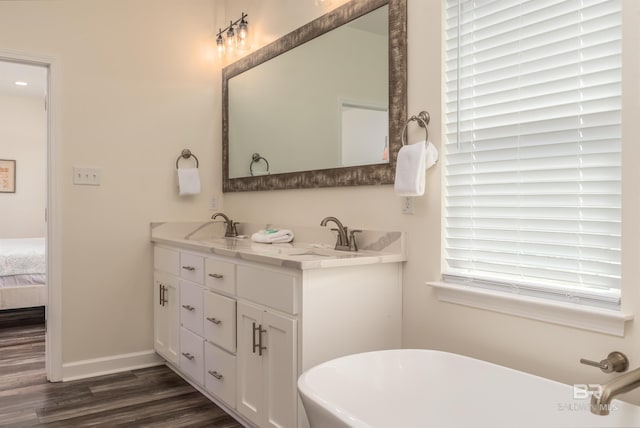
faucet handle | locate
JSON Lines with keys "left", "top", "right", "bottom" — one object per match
{"left": 580, "top": 351, "right": 629, "bottom": 373}
{"left": 349, "top": 230, "right": 362, "bottom": 252}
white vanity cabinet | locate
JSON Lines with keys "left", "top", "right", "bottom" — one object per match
{"left": 152, "top": 241, "right": 402, "bottom": 428}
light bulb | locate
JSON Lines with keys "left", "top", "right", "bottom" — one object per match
{"left": 238, "top": 18, "right": 249, "bottom": 46}
{"left": 226, "top": 22, "right": 236, "bottom": 52}
{"left": 216, "top": 31, "right": 225, "bottom": 58}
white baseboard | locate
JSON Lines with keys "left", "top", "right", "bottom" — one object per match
{"left": 61, "top": 349, "right": 164, "bottom": 382}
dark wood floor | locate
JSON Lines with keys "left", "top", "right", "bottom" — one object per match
{"left": 0, "top": 309, "right": 244, "bottom": 427}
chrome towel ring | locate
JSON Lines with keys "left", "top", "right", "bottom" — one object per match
{"left": 250, "top": 153, "right": 270, "bottom": 176}
{"left": 401, "top": 111, "right": 430, "bottom": 145}
{"left": 176, "top": 149, "right": 199, "bottom": 169}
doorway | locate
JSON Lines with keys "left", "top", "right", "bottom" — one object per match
{"left": 0, "top": 53, "right": 61, "bottom": 381}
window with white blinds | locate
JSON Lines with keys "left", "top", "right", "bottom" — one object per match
{"left": 443, "top": 0, "right": 622, "bottom": 308}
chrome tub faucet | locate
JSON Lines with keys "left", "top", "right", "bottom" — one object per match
{"left": 580, "top": 351, "right": 640, "bottom": 415}
{"left": 591, "top": 367, "right": 640, "bottom": 415}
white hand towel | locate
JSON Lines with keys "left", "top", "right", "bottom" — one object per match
{"left": 177, "top": 168, "right": 201, "bottom": 196}
{"left": 394, "top": 141, "right": 427, "bottom": 196}
{"left": 251, "top": 229, "right": 295, "bottom": 244}
{"left": 425, "top": 141, "right": 439, "bottom": 170}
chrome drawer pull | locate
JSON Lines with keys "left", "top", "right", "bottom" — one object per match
{"left": 208, "top": 273, "right": 224, "bottom": 279}
{"left": 252, "top": 322, "right": 267, "bottom": 356}
{"left": 159, "top": 284, "right": 168, "bottom": 306}
{"left": 182, "top": 352, "right": 195, "bottom": 361}
{"left": 181, "top": 304, "right": 196, "bottom": 311}
{"left": 182, "top": 266, "right": 196, "bottom": 271}
{"left": 207, "top": 317, "right": 222, "bottom": 325}
{"left": 208, "top": 370, "right": 224, "bottom": 380}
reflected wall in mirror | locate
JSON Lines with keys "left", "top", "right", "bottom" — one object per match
{"left": 223, "top": 0, "right": 407, "bottom": 192}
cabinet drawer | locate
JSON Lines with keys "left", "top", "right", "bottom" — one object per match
{"left": 180, "top": 327, "right": 204, "bottom": 385}
{"left": 205, "top": 258, "right": 236, "bottom": 294}
{"left": 205, "top": 342, "right": 236, "bottom": 408}
{"left": 154, "top": 246, "right": 179, "bottom": 276}
{"left": 237, "top": 265, "right": 298, "bottom": 315}
{"left": 180, "top": 281, "right": 203, "bottom": 335}
{"left": 203, "top": 291, "right": 236, "bottom": 353}
{"left": 180, "top": 253, "right": 204, "bottom": 284}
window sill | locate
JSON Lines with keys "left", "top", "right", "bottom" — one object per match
{"left": 427, "top": 281, "right": 633, "bottom": 337}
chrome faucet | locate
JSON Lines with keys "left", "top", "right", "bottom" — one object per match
{"left": 591, "top": 367, "right": 640, "bottom": 415}
{"left": 211, "top": 212, "right": 238, "bottom": 238}
{"left": 320, "top": 216, "right": 361, "bottom": 251}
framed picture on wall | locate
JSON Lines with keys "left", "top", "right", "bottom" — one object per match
{"left": 0, "top": 159, "right": 16, "bottom": 193}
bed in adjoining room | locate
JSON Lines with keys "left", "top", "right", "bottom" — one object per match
{"left": 0, "top": 237, "right": 47, "bottom": 310}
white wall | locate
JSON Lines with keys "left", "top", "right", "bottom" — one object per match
{"left": 222, "top": 0, "right": 640, "bottom": 406}
{"left": 0, "top": 94, "right": 46, "bottom": 238}
{"left": 0, "top": 0, "right": 219, "bottom": 365}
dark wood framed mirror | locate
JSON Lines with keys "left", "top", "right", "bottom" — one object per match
{"left": 222, "top": 0, "right": 406, "bottom": 192}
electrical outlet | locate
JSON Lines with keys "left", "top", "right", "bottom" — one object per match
{"left": 401, "top": 196, "right": 414, "bottom": 214}
{"left": 210, "top": 195, "right": 219, "bottom": 210}
{"left": 73, "top": 166, "right": 101, "bottom": 186}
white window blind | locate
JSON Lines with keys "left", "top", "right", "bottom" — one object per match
{"left": 444, "top": 0, "right": 622, "bottom": 308}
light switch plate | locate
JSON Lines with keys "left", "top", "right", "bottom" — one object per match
{"left": 73, "top": 166, "right": 101, "bottom": 186}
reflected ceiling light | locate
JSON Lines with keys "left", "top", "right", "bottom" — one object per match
{"left": 14, "top": 81, "right": 28, "bottom": 86}
{"left": 216, "top": 12, "right": 249, "bottom": 58}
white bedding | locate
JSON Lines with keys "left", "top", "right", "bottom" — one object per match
{"left": 0, "top": 238, "right": 46, "bottom": 288}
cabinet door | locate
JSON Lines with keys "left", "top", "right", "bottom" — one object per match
{"left": 154, "top": 272, "right": 179, "bottom": 365}
{"left": 236, "top": 302, "right": 264, "bottom": 427}
{"left": 237, "top": 302, "right": 297, "bottom": 428}
{"left": 263, "top": 311, "right": 297, "bottom": 428}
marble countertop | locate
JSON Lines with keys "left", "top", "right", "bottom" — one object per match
{"left": 150, "top": 221, "right": 407, "bottom": 270}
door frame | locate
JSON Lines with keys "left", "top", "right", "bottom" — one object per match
{"left": 0, "top": 49, "right": 62, "bottom": 381}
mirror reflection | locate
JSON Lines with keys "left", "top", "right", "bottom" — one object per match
{"left": 227, "top": 5, "right": 389, "bottom": 179}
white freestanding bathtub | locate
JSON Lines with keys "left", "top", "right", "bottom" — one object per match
{"left": 297, "top": 349, "right": 640, "bottom": 428}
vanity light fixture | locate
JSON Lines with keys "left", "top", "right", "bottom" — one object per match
{"left": 216, "top": 12, "right": 249, "bottom": 58}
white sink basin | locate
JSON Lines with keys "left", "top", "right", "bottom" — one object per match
{"left": 297, "top": 349, "right": 640, "bottom": 428}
